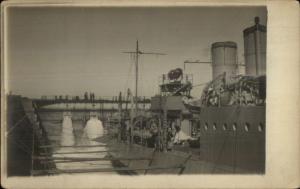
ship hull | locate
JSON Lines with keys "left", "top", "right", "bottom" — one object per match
{"left": 107, "top": 141, "right": 253, "bottom": 174}
{"left": 107, "top": 105, "right": 265, "bottom": 174}
{"left": 197, "top": 105, "right": 265, "bottom": 173}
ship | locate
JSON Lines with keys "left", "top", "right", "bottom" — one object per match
{"left": 104, "top": 17, "right": 266, "bottom": 174}
{"left": 5, "top": 17, "right": 266, "bottom": 176}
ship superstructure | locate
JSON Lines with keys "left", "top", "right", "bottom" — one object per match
{"left": 190, "top": 17, "right": 266, "bottom": 173}
{"left": 102, "top": 17, "right": 266, "bottom": 174}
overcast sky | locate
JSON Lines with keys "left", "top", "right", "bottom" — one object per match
{"left": 7, "top": 6, "right": 267, "bottom": 98}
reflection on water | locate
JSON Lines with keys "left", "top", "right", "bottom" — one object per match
{"left": 83, "top": 116, "right": 104, "bottom": 140}
{"left": 60, "top": 114, "right": 75, "bottom": 146}
{"left": 52, "top": 112, "right": 114, "bottom": 175}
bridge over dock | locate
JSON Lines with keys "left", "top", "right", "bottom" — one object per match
{"left": 32, "top": 95, "right": 151, "bottom": 108}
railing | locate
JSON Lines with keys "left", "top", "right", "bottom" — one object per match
{"left": 38, "top": 95, "right": 152, "bottom": 102}
{"left": 35, "top": 96, "right": 152, "bottom": 105}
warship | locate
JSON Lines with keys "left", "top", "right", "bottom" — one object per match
{"left": 105, "top": 17, "right": 266, "bottom": 174}
{"left": 5, "top": 17, "right": 266, "bottom": 176}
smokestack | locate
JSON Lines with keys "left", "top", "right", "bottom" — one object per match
{"left": 211, "top": 41, "right": 238, "bottom": 82}
{"left": 243, "top": 17, "right": 267, "bottom": 76}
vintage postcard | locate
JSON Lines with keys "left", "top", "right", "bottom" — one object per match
{"left": 1, "top": 0, "right": 299, "bottom": 188}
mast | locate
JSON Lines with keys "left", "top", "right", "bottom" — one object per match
{"left": 135, "top": 40, "right": 139, "bottom": 111}
{"left": 123, "top": 40, "right": 166, "bottom": 114}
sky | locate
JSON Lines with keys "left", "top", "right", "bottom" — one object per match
{"left": 6, "top": 6, "right": 267, "bottom": 98}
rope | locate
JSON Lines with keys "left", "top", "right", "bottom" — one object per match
{"left": 6, "top": 115, "right": 28, "bottom": 136}
{"left": 124, "top": 55, "right": 135, "bottom": 95}
{"left": 10, "top": 139, "right": 32, "bottom": 155}
{"left": 17, "top": 139, "right": 32, "bottom": 153}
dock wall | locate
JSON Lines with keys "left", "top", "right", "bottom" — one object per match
{"left": 6, "top": 95, "right": 55, "bottom": 176}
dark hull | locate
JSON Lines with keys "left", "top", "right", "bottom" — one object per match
{"left": 108, "top": 105, "right": 265, "bottom": 174}
{"left": 197, "top": 106, "right": 265, "bottom": 173}
{"left": 107, "top": 141, "right": 250, "bottom": 174}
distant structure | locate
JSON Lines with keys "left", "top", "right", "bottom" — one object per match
{"left": 243, "top": 17, "right": 267, "bottom": 76}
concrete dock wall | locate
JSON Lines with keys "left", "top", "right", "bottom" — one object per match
{"left": 6, "top": 95, "right": 55, "bottom": 176}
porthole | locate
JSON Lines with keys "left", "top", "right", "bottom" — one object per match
{"left": 204, "top": 122, "right": 208, "bottom": 130}
{"left": 223, "top": 123, "right": 228, "bottom": 131}
{"left": 244, "top": 122, "right": 250, "bottom": 132}
{"left": 213, "top": 123, "right": 217, "bottom": 130}
{"left": 258, "top": 123, "right": 264, "bottom": 132}
{"left": 232, "top": 123, "right": 237, "bottom": 131}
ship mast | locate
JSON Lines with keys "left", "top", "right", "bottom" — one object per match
{"left": 123, "top": 40, "right": 166, "bottom": 113}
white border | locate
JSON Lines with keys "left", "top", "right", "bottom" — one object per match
{"left": 1, "top": 0, "right": 299, "bottom": 188}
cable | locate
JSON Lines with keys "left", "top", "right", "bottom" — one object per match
{"left": 6, "top": 115, "right": 27, "bottom": 136}
{"left": 124, "top": 55, "right": 135, "bottom": 96}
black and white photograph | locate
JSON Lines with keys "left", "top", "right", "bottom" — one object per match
{"left": 0, "top": 0, "right": 298, "bottom": 188}
{"left": 3, "top": 4, "right": 268, "bottom": 177}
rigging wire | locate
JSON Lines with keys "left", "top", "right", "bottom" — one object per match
{"left": 6, "top": 115, "right": 27, "bottom": 136}
{"left": 139, "top": 55, "right": 145, "bottom": 100}
{"left": 123, "top": 54, "right": 135, "bottom": 96}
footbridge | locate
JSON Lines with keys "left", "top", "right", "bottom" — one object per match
{"left": 32, "top": 95, "right": 151, "bottom": 110}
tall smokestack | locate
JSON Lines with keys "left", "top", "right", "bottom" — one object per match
{"left": 211, "top": 41, "right": 238, "bottom": 82}
{"left": 243, "top": 17, "right": 267, "bottom": 76}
